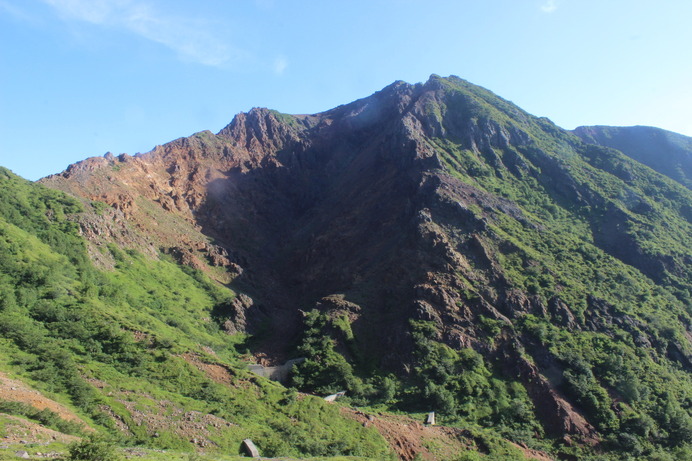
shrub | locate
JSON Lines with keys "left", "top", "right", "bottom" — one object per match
{"left": 68, "top": 436, "right": 121, "bottom": 461}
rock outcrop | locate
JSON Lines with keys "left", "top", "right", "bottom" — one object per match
{"left": 40, "top": 75, "right": 692, "bottom": 446}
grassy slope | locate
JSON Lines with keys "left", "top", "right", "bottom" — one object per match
{"left": 2, "top": 76, "right": 691, "bottom": 460}
{"left": 427, "top": 78, "right": 692, "bottom": 458}
{"left": 0, "top": 167, "right": 393, "bottom": 459}
{"left": 572, "top": 125, "right": 692, "bottom": 189}
{"left": 290, "top": 77, "right": 692, "bottom": 460}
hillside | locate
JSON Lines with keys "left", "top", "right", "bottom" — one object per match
{"left": 1, "top": 75, "right": 691, "bottom": 460}
{"left": 0, "top": 167, "right": 398, "bottom": 459}
{"left": 572, "top": 125, "right": 692, "bottom": 189}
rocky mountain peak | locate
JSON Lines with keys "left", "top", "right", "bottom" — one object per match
{"left": 38, "top": 76, "right": 692, "bottom": 453}
{"left": 217, "top": 107, "right": 305, "bottom": 155}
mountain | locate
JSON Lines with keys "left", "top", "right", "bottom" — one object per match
{"left": 1, "top": 75, "right": 691, "bottom": 460}
{"left": 0, "top": 167, "right": 395, "bottom": 459}
{"left": 572, "top": 125, "right": 692, "bottom": 189}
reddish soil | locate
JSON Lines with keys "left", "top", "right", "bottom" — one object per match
{"left": 181, "top": 353, "right": 235, "bottom": 386}
{"left": 0, "top": 414, "right": 80, "bottom": 445}
{"left": 510, "top": 442, "right": 555, "bottom": 461}
{"left": 0, "top": 372, "right": 89, "bottom": 427}
{"left": 342, "top": 408, "right": 554, "bottom": 461}
{"left": 343, "top": 408, "right": 473, "bottom": 461}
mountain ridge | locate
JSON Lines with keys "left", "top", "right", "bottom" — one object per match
{"left": 19, "top": 75, "right": 692, "bottom": 458}
{"left": 572, "top": 125, "right": 692, "bottom": 190}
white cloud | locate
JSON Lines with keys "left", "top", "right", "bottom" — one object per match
{"left": 42, "top": 0, "right": 234, "bottom": 67}
{"left": 43, "top": 0, "right": 124, "bottom": 24}
{"left": 540, "top": 0, "right": 559, "bottom": 13}
{"left": 0, "top": 0, "right": 35, "bottom": 22}
{"left": 273, "top": 56, "right": 288, "bottom": 75}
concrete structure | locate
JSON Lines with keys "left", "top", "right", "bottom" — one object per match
{"left": 425, "top": 411, "right": 435, "bottom": 426}
{"left": 247, "top": 357, "right": 305, "bottom": 383}
{"left": 324, "top": 391, "right": 346, "bottom": 402}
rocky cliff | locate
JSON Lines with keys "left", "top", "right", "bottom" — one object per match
{"left": 41, "top": 75, "right": 692, "bottom": 454}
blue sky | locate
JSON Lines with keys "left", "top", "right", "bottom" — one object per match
{"left": 1, "top": 0, "right": 691, "bottom": 180}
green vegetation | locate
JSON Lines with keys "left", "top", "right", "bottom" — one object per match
{"left": 0, "top": 76, "right": 691, "bottom": 460}
{"left": 573, "top": 125, "right": 692, "bottom": 190}
{"left": 0, "top": 399, "right": 85, "bottom": 435}
{"left": 292, "top": 313, "right": 542, "bottom": 445}
{"left": 69, "top": 436, "right": 122, "bottom": 461}
{"left": 408, "top": 321, "right": 541, "bottom": 439}
{"left": 430, "top": 79, "right": 691, "bottom": 457}
{"left": 290, "top": 78, "right": 692, "bottom": 459}
{"left": 0, "top": 167, "right": 392, "bottom": 459}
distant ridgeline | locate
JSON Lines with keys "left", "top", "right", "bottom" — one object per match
{"left": 573, "top": 125, "right": 692, "bottom": 190}
{"left": 0, "top": 75, "right": 690, "bottom": 460}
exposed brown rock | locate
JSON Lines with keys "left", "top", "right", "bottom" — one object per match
{"left": 39, "top": 75, "right": 682, "bottom": 446}
{"left": 498, "top": 343, "right": 599, "bottom": 445}
{"left": 343, "top": 408, "right": 555, "bottom": 461}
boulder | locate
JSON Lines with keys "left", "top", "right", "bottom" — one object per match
{"left": 241, "top": 438, "right": 260, "bottom": 458}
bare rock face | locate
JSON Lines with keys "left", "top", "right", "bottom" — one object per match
{"left": 221, "top": 294, "right": 253, "bottom": 335}
{"left": 548, "top": 297, "right": 578, "bottom": 330}
{"left": 500, "top": 344, "right": 599, "bottom": 445}
{"left": 40, "top": 75, "right": 692, "bottom": 445}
